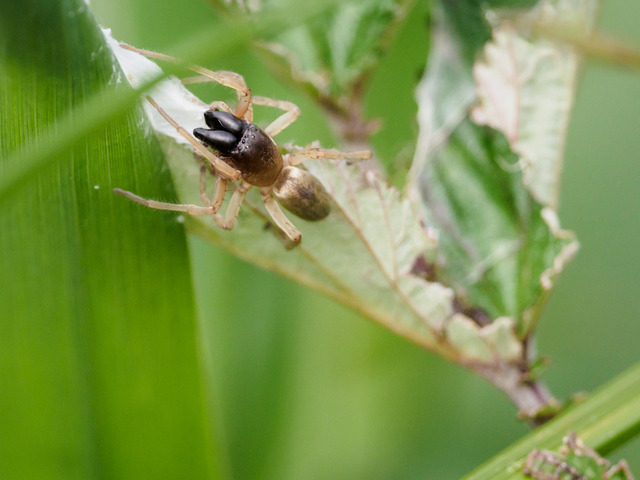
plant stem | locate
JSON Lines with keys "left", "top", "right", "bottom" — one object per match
{"left": 471, "top": 362, "right": 557, "bottom": 426}
{"left": 462, "top": 361, "right": 640, "bottom": 480}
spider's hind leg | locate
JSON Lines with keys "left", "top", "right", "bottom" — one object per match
{"left": 261, "top": 189, "right": 302, "bottom": 245}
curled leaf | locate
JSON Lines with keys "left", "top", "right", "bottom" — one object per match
{"left": 403, "top": 0, "right": 599, "bottom": 413}
{"left": 412, "top": 0, "right": 596, "bottom": 334}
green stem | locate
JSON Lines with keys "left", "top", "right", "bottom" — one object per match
{"left": 462, "top": 361, "right": 640, "bottom": 480}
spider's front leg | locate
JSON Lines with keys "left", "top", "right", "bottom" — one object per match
{"left": 198, "top": 162, "right": 227, "bottom": 213}
{"left": 113, "top": 179, "right": 250, "bottom": 232}
{"left": 120, "top": 43, "right": 252, "bottom": 119}
{"left": 114, "top": 147, "right": 230, "bottom": 218}
{"left": 286, "top": 147, "right": 372, "bottom": 166}
{"left": 251, "top": 96, "right": 300, "bottom": 137}
{"left": 145, "top": 96, "right": 240, "bottom": 182}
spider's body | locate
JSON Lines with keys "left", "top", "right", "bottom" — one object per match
{"left": 114, "top": 44, "right": 370, "bottom": 245}
{"left": 193, "top": 110, "right": 332, "bottom": 222}
{"left": 194, "top": 110, "right": 282, "bottom": 187}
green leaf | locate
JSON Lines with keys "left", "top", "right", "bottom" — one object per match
{"left": 0, "top": 1, "right": 221, "bottom": 478}
{"left": 254, "top": 0, "right": 416, "bottom": 109}
{"left": 411, "top": 0, "right": 597, "bottom": 340}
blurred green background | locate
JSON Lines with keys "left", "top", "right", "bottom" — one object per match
{"left": 89, "top": 0, "right": 640, "bottom": 478}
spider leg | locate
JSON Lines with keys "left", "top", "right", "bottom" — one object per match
{"left": 114, "top": 188, "right": 216, "bottom": 215}
{"left": 174, "top": 76, "right": 237, "bottom": 116}
{"left": 115, "top": 180, "right": 238, "bottom": 230}
{"left": 198, "top": 163, "right": 211, "bottom": 205}
{"left": 213, "top": 182, "right": 251, "bottom": 230}
{"left": 261, "top": 189, "right": 302, "bottom": 245}
{"left": 208, "top": 100, "right": 234, "bottom": 114}
{"left": 286, "top": 147, "right": 372, "bottom": 167}
{"left": 145, "top": 96, "right": 240, "bottom": 182}
{"left": 181, "top": 75, "right": 253, "bottom": 120}
{"left": 210, "top": 177, "right": 228, "bottom": 213}
{"left": 251, "top": 96, "right": 301, "bottom": 137}
{"left": 198, "top": 163, "right": 227, "bottom": 212}
{"left": 120, "top": 43, "right": 252, "bottom": 119}
{"left": 174, "top": 81, "right": 234, "bottom": 115}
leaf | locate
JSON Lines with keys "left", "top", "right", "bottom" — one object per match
{"left": 411, "top": 0, "right": 596, "bottom": 340}
{"left": 0, "top": 1, "right": 221, "bottom": 478}
{"left": 105, "top": 0, "right": 595, "bottom": 416}
{"left": 251, "top": 0, "right": 416, "bottom": 110}
{"left": 471, "top": 4, "right": 597, "bottom": 208}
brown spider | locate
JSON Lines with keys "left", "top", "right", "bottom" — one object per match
{"left": 113, "top": 45, "right": 371, "bottom": 245}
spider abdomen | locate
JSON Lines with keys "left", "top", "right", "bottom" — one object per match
{"left": 273, "top": 166, "right": 331, "bottom": 221}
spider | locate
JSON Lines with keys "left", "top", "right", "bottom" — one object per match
{"left": 523, "top": 432, "right": 636, "bottom": 480}
{"left": 113, "top": 44, "right": 371, "bottom": 245}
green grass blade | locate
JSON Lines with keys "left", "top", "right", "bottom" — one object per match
{"left": 462, "top": 362, "right": 640, "bottom": 480}
{"left": 0, "top": 1, "right": 222, "bottom": 478}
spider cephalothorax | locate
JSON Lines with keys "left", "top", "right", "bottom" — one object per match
{"left": 114, "top": 44, "right": 371, "bottom": 245}
{"left": 194, "top": 110, "right": 282, "bottom": 187}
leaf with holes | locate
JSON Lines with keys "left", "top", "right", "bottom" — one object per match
{"left": 408, "top": 0, "right": 597, "bottom": 408}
